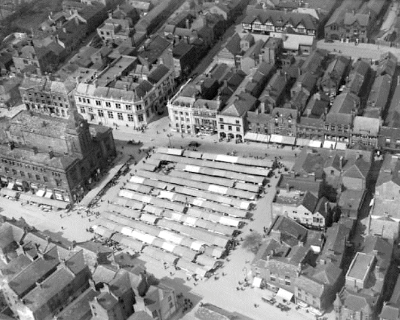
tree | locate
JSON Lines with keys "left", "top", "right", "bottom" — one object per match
{"left": 242, "top": 231, "right": 263, "bottom": 254}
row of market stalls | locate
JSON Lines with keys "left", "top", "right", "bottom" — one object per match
{"left": 244, "top": 133, "right": 348, "bottom": 150}
{"left": 93, "top": 211, "right": 224, "bottom": 278}
{"left": 92, "top": 149, "right": 271, "bottom": 277}
{"left": 0, "top": 188, "right": 70, "bottom": 210}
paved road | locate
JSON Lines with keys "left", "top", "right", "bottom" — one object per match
{"left": 317, "top": 39, "right": 400, "bottom": 60}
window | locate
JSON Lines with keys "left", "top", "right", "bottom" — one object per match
{"left": 108, "top": 111, "right": 113, "bottom": 119}
{"left": 43, "top": 176, "right": 48, "bottom": 182}
{"left": 128, "top": 114, "right": 134, "bottom": 122}
{"left": 80, "top": 107, "right": 85, "bottom": 113}
{"left": 96, "top": 100, "right": 101, "bottom": 106}
{"left": 219, "top": 118, "right": 223, "bottom": 122}
{"left": 285, "top": 276, "right": 290, "bottom": 286}
{"left": 220, "top": 125, "right": 224, "bottom": 129}
{"left": 88, "top": 107, "right": 93, "bottom": 113}
{"left": 36, "top": 174, "right": 40, "bottom": 180}
{"left": 236, "top": 127, "right": 240, "bottom": 132}
{"left": 235, "top": 120, "right": 240, "bottom": 124}
{"left": 20, "top": 171, "right": 25, "bottom": 177}
{"left": 98, "top": 110, "right": 104, "bottom": 117}
{"left": 117, "top": 113, "right": 123, "bottom": 120}
{"left": 137, "top": 105, "right": 142, "bottom": 111}
{"left": 228, "top": 126, "right": 232, "bottom": 131}
{"left": 138, "top": 114, "right": 144, "bottom": 122}
{"left": 78, "top": 97, "right": 82, "bottom": 102}
{"left": 270, "top": 275, "right": 276, "bottom": 282}
{"left": 105, "top": 102, "right": 111, "bottom": 107}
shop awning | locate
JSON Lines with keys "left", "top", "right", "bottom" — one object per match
{"left": 276, "top": 288, "right": 294, "bottom": 301}
{"left": 244, "top": 132, "right": 258, "bottom": 141}
{"left": 336, "top": 142, "right": 347, "bottom": 150}
{"left": 296, "top": 138, "right": 310, "bottom": 146}
{"left": 44, "top": 192, "right": 53, "bottom": 199}
{"left": 270, "top": 134, "right": 283, "bottom": 143}
{"left": 0, "top": 188, "right": 19, "bottom": 198}
{"left": 308, "top": 307, "right": 323, "bottom": 316}
{"left": 36, "top": 189, "right": 46, "bottom": 197}
{"left": 281, "top": 136, "right": 296, "bottom": 145}
{"left": 309, "top": 140, "right": 322, "bottom": 148}
{"left": 252, "top": 277, "right": 262, "bottom": 288}
{"left": 257, "top": 134, "right": 270, "bottom": 143}
{"left": 19, "top": 194, "right": 69, "bottom": 209}
{"left": 323, "top": 140, "right": 336, "bottom": 149}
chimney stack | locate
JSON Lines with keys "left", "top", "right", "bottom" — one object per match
{"left": 49, "top": 150, "right": 54, "bottom": 159}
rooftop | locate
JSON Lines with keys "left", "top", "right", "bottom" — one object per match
{"left": 346, "top": 252, "right": 374, "bottom": 281}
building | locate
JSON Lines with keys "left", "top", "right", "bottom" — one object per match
{"left": 0, "top": 76, "right": 22, "bottom": 108}
{"left": 379, "top": 84, "right": 400, "bottom": 153}
{"left": 272, "top": 188, "right": 332, "bottom": 229}
{"left": 89, "top": 266, "right": 178, "bottom": 320}
{"left": 217, "top": 92, "right": 257, "bottom": 141}
{"left": 297, "top": 92, "right": 329, "bottom": 143}
{"left": 324, "top": 0, "right": 365, "bottom": 41}
{"left": 294, "top": 262, "right": 343, "bottom": 312}
{"left": 363, "top": 74, "right": 392, "bottom": 119}
{"left": 325, "top": 92, "right": 360, "bottom": 145}
{"left": 251, "top": 216, "right": 324, "bottom": 300}
{"left": 97, "top": 16, "right": 133, "bottom": 45}
{"left": 380, "top": 275, "right": 400, "bottom": 320}
{"left": 195, "top": 303, "right": 254, "bottom": 320}
{"left": 341, "top": 155, "right": 371, "bottom": 191}
{"left": 242, "top": 9, "right": 318, "bottom": 37}
{"left": 334, "top": 235, "right": 393, "bottom": 320}
{"left": 370, "top": 154, "right": 400, "bottom": 240}
{"left": 0, "top": 110, "right": 116, "bottom": 203}
{"left": 350, "top": 116, "right": 380, "bottom": 149}
{"left": 344, "top": 60, "right": 371, "bottom": 98}
{"left": 320, "top": 56, "right": 351, "bottom": 98}
{"left": 1, "top": 246, "right": 91, "bottom": 320}
{"left": 75, "top": 58, "right": 175, "bottom": 128}
{"left": 19, "top": 75, "right": 76, "bottom": 119}
{"left": 192, "top": 99, "right": 223, "bottom": 135}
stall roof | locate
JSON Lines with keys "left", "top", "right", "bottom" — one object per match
{"left": 123, "top": 182, "right": 153, "bottom": 194}
{"left": 204, "top": 246, "right": 225, "bottom": 258}
{"left": 93, "top": 226, "right": 114, "bottom": 238}
{"left": 106, "top": 204, "right": 141, "bottom": 219}
{"left": 156, "top": 147, "right": 184, "bottom": 156}
{"left": 169, "top": 170, "right": 234, "bottom": 187}
{"left": 182, "top": 150, "right": 203, "bottom": 159}
{"left": 195, "top": 254, "right": 221, "bottom": 269}
{"left": 139, "top": 213, "right": 159, "bottom": 225}
{"left": 142, "top": 246, "right": 179, "bottom": 264}
{"left": 112, "top": 234, "right": 144, "bottom": 252}
{"left": 113, "top": 197, "right": 145, "bottom": 210}
{"left": 176, "top": 259, "right": 208, "bottom": 277}
{"left": 173, "top": 246, "right": 197, "bottom": 261}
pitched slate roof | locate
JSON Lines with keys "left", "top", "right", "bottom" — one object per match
{"left": 344, "top": 12, "right": 370, "bottom": 27}
{"left": 343, "top": 157, "right": 371, "bottom": 179}
{"left": 245, "top": 8, "right": 318, "bottom": 31}
{"left": 224, "top": 33, "right": 241, "bottom": 56}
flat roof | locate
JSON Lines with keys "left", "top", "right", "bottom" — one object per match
{"left": 346, "top": 252, "right": 374, "bottom": 281}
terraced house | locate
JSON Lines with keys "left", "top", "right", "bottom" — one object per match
{"left": 242, "top": 9, "right": 318, "bottom": 37}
